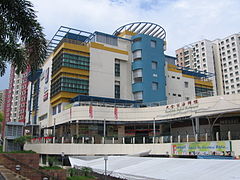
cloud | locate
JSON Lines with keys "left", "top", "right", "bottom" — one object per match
{"left": 31, "top": 0, "right": 240, "bottom": 56}
{"left": 1, "top": 0, "right": 239, "bottom": 89}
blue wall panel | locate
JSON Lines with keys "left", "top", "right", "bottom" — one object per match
{"left": 131, "top": 34, "right": 166, "bottom": 103}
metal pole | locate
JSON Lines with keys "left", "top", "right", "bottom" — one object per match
{"left": 153, "top": 118, "right": 156, "bottom": 143}
{"left": 61, "top": 152, "right": 64, "bottom": 168}
{"left": 104, "top": 156, "right": 108, "bottom": 180}
{"left": 53, "top": 118, "right": 56, "bottom": 137}
{"left": 103, "top": 119, "right": 106, "bottom": 143}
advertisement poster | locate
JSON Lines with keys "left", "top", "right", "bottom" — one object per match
{"left": 172, "top": 141, "right": 231, "bottom": 155}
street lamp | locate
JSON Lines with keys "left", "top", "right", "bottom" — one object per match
{"left": 104, "top": 156, "right": 108, "bottom": 180}
{"left": 15, "top": 165, "right": 21, "bottom": 171}
{"left": 61, "top": 152, "right": 65, "bottom": 168}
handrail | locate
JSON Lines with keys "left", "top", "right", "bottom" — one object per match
{"left": 2, "top": 153, "right": 56, "bottom": 180}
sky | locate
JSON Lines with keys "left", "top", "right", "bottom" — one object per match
{"left": 0, "top": 0, "right": 240, "bottom": 90}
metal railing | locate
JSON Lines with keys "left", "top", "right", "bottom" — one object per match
{"left": 30, "top": 130, "right": 236, "bottom": 145}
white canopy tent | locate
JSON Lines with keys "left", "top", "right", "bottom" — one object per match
{"left": 69, "top": 156, "right": 240, "bottom": 180}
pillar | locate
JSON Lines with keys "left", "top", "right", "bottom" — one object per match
{"left": 195, "top": 117, "right": 200, "bottom": 135}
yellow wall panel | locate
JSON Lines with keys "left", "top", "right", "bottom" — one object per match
{"left": 90, "top": 42, "right": 128, "bottom": 55}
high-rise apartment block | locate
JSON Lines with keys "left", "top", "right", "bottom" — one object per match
{"left": 4, "top": 66, "right": 30, "bottom": 123}
{"left": 176, "top": 33, "right": 240, "bottom": 95}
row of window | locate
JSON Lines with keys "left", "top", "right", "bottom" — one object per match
{"left": 223, "top": 65, "right": 239, "bottom": 72}
{"left": 52, "top": 53, "right": 90, "bottom": 75}
{"left": 51, "top": 77, "right": 89, "bottom": 97}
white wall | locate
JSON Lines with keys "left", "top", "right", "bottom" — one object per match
{"left": 89, "top": 41, "right": 132, "bottom": 99}
{"left": 38, "top": 55, "right": 53, "bottom": 129}
{"left": 166, "top": 70, "right": 195, "bottom": 104}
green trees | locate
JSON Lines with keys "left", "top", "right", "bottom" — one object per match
{"left": 14, "top": 135, "right": 32, "bottom": 150}
{"left": 0, "top": 0, "right": 47, "bottom": 76}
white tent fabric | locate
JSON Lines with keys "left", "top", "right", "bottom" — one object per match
{"left": 69, "top": 156, "right": 240, "bottom": 180}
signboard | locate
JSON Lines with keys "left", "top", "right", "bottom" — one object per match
{"left": 165, "top": 99, "right": 199, "bottom": 113}
{"left": 172, "top": 141, "right": 231, "bottom": 155}
{"left": 63, "top": 103, "right": 73, "bottom": 110}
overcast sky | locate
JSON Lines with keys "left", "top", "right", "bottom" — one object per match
{"left": 1, "top": 0, "right": 240, "bottom": 90}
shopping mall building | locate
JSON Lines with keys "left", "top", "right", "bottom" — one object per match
{"left": 4, "top": 22, "right": 240, "bottom": 158}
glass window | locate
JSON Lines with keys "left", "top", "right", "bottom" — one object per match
{"left": 152, "top": 61, "right": 157, "bottom": 70}
{"left": 115, "top": 81, "right": 120, "bottom": 99}
{"left": 115, "top": 61, "right": 120, "bottom": 77}
{"left": 133, "top": 50, "right": 142, "bottom": 59}
{"left": 133, "top": 91, "right": 143, "bottom": 100}
{"left": 150, "top": 40, "right": 156, "bottom": 48}
{"left": 184, "top": 81, "right": 189, "bottom": 88}
{"left": 152, "top": 82, "right": 158, "bottom": 91}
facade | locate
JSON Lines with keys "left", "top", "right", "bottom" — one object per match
{"left": 176, "top": 33, "right": 240, "bottom": 96}
{"left": 4, "top": 65, "right": 30, "bottom": 123}
{"left": 0, "top": 90, "right": 4, "bottom": 113}
{"left": 23, "top": 23, "right": 215, "bottom": 137}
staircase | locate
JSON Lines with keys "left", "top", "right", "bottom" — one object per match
{"left": 0, "top": 165, "right": 30, "bottom": 180}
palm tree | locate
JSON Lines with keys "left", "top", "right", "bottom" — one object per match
{"left": 0, "top": 0, "right": 47, "bottom": 76}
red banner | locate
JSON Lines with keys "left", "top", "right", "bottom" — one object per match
{"left": 114, "top": 107, "right": 118, "bottom": 120}
{"left": 89, "top": 105, "right": 93, "bottom": 118}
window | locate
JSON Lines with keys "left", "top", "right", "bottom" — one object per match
{"left": 150, "top": 40, "right": 156, "bottom": 48}
{"left": 115, "top": 81, "right": 120, "bottom": 99}
{"left": 52, "top": 106, "right": 58, "bottom": 115}
{"left": 58, "top": 103, "right": 61, "bottom": 113}
{"left": 134, "top": 91, "right": 143, "bottom": 100}
{"left": 96, "top": 33, "right": 118, "bottom": 46}
{"left": 133, "top": 69, "right": 143, "bottom": 83}
{"left": 152, "top": 82, "right": 158, "bottom": 91}
{"left": 185, "top": 97, "right": 190, "bottom": 100}
{"left": 133, "top": 50, "right": 142, "bottom": 59}
{"left": 115, "top": 60, "right": 120, "bottom": 77}
{"left": 133, "top": 37, "right": 142, "bottom": 42}
{"left": 184, "top": 81, "right": 189, "bottom": 88}
{"left": 172, "top": 76, "right": 175, "bottom": 79}
{"left": 152, "top": 61, "right": 157, "bottom": 70}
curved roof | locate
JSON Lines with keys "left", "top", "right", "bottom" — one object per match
{"left": 113, "top": 22, "right": 166, "bottom": 40}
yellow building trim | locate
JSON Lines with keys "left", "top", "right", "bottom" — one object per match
{"left": 50, "top": 92, "right": 80, "bottom": 105}
{"left": 62, "top": 49, "right": 90, "bottom": 57}
{"left": 117, "top": 30, "right": 137, "bottom": 37}
{"left": 53, "top": 43, "right": 90, "bottom": 58}
{"left": 182, "top": 74, "right": 194, "bottom": 79}
{"left": 52, "top": 67, "right": 89, "bottom": 80}
{"left": 51, "top": 98, "right": 69, "bottom": 107}
{"left": 167, "top": 64, "right": 177, "bottom": 68}
{"left": 167, "top": 67, "right": 182, "bottom": 73}
{"left": 195, "top": 79, "right": 213, "bottom": 87}
{"left": 90, "top": 42, "right": 128, "bottom": 55}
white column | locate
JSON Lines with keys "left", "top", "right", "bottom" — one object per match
{"left": 61, "top": 137, "right": 64, "bottom": 144}
{"left": 143, "top": 137, "right": 145, "bottom": 144}
{"left": 133, "top": 137, "right": 135, "bottom": 144}
{"left": 195, "top": 134, "right": 198, "bottom": 142}
{"left": 216, "top": 132, "right": 219, "bottom": 141}
{"left": 71, "top": 136, "right": 74, "bottom": 144}
{"left": 112, "top": 137, "right": 115, "bottom": 144}
{"left": 92, "top": 137, "right": 94, "bottom": 144}
{"left": 186, "top": 135, "right": 189, "bottom": 143}
{"left": 161, "top": 136, "right": 164, "bottom": 144}
{"left": 82, "top": 137, "right": 84, "bottom": 144}
{"left": 170, "top": 136, "right": 173, "bottom": 143}
{"left": 228, "top": 131, "right": 231, "bottom": 140}
{"left": 178, "top": 135, "right": 181, "bottom": 143}
{"left": 53, "top": 137, "right": 55, "bottom": 144}
{"left": 205, "top": 133, "right": 208, "bottom": 142}
{"left": 102, "top": 137, "right": 105, "bottom": 144}
{"left": 122, "top": 137, "right": 125, "bottom": 144}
